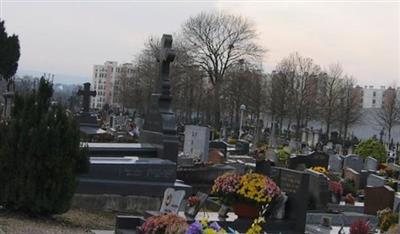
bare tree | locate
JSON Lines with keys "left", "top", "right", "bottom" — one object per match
{"left": 375, "top": 86, "right": 400, "bottom": 143}
{"left": 181, "top": 11, "right": 264, "bottom": 127}
{"left": 319, "top": 63, "right": 344, "bottom": 139}
{"left": 275, "top": 52, "right": 321, "bottom": 139}
{"left": 114, "top": 65, "right": 135, "bottom": 111}
{"left": 336, "top": 76, "right": 363, "bottom": 140}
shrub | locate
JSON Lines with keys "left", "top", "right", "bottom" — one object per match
{"left": 354, "top": 139, "right": 387, "bottom": 163}
{"left": 0, "top": 78, "right": 88, "bottom": 215}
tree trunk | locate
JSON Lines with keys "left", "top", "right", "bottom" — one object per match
{"left": 213, "top": 83, "right": 221, "bottom": 128}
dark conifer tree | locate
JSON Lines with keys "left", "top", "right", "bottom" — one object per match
{"left": 0, "top": 77, "right": 88, "bottom": 215}
{"left": 0, "top": 20, "right": 20, "bottom": 90}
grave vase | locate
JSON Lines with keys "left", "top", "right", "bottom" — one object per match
{"left": 232, "top": 202, "right": 260, "bottom": 219}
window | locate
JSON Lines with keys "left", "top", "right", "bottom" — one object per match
{"left": 373, "top": 91, "right": 376, "bottom": 97}
{"left": 372, "top": 99, "right": 376, "bottom": 104}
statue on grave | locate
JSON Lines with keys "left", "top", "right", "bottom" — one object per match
{"left": 77, "top": 82, "right": 96, "bottom": 112}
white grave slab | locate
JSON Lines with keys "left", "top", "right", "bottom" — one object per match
{"left": 183, "top": 125, "right": 210, "bottom": 162}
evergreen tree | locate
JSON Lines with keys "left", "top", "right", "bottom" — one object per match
{"left": 0, "top": 20, "right": 20, "bottom": 90}
{"left": 0, "top": 77, "right": 88, "bottom": 215}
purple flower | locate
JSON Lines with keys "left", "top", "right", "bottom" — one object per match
{"left": 186, "top": 220, "right": 202, "bottom": 234}
{"left": 209, "top": 222, "right": 222, "bottom": 231}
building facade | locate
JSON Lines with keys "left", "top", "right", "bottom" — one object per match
{"left": 91, "top": 61, "right": 134, "bottom": 109}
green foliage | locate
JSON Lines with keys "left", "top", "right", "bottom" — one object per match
{"left": 342, "top": 179, "right": 356, "bottom": 196}
{"left": 0, "top": 78, "right": 88, "bottom": 215}
{"left": 277, "top": 148, "right": 289, "bottom": 162}
{"left": 0, "top": 20, "right": 20, "bottom": 85}
{"left": 354, "top": 139, "right": 387, "bottom": 163}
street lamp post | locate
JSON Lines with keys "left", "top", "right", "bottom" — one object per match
{"left": 239, "top": 104, "right": 246, "bottom": 139}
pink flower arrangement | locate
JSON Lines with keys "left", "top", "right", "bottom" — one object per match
{"left": 350, "top": 219, "right": 369, "bottom": 234}
{"left": 212, "top": 172, "right": 241, "bottom": 195}
{"left": 329, "top": 181, "right": 343, "bottom": 195}
{"left": 140, "top": 213, "right": 188, "bottom": 234}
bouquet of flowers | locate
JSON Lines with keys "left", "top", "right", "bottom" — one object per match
{"left": 211, "top": 172, "right": 242, "bottom": 204}
{"left": 212, "top": 172, "right": 281, "bottom": 206}
{"left": 329, "top": 181, "right": 343, "bottom": 195}
{"left": 377, "top": 208, "right": 399, "bottom": 232}
{"left": 187, "top": 195, "right": 200, "bottom": 207}
{"left": 140, "top": 213, "right": 188, "bottom": 234}
{"left": 237, "top": 173, "right": 281, "bottom": 204}
{"left": 310, "top": 166, "right": 328, "bottom": 175}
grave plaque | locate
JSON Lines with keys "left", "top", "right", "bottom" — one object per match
{"left": 159, "top": 188, "right": 186, "bottom": 214}
{"left": 209, "top": 140, "right": 228, "bottom": 158}
{"left": 183, "top": 125, "right": 210, "bottom": 162}
{"left": 343, "top": 155, "right": 364, "bottom": 172}
{"left": 365, "top": 186, "right": 395, "bottom": 215}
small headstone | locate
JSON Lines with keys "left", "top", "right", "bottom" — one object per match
{"left": 328, "top": 154, "right": 343, "bottom": 173}
{"left": 366, "top": 174, "right": 386, "bottom": 187}
{"left": 209, "top": 140, "right": 228, "bottom": 158}
{"left": 364, "top": 157, "right": 378, "bottom": 171}
{"left": 183, "top": 125, "right": 210, "bottom": 162}
{"left": 306, "top": 169, "right": 329, "bottom": 210}
{"left": 343, "top": 167, "right": 361, "bottom": 191}
{"left": 343, "top": 155, "right": 364, "bottom": 172}
{"left": 159, "top": 188, "right": 186, "bottom": 214}
{"left": 364, "top": 186, "right": 395, "bottom": 215}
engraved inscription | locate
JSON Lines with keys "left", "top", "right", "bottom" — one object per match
{"left": 280, "top": 172, "right": 302, "bottom": 194}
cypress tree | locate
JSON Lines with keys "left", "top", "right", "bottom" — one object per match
{"left": 0, "top": 77, "right": 88, "bottom": 215}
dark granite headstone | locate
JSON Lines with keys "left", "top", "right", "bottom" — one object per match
{"left": 139, "top": 34, "right": 179, "bottom": 163}
{"left": 271, "top": 167, "right": 310, "bottom": 233}
{"left": 77, "top": 82, "right": 96, "bottom": 112}
{"left": 209, "top": 140, "right": 228, "bottom": 158}
{"left": 236, "top": 140, "right": 250, "bottom": 155}
{"left": 364, "top": 186, "right": 395, "bottom": 215}
{"left": 306, "top": 169, "right": 329, "bottom": 210}
{"left": 255, "top": 160, "right": 274, "bottom": 176}
{"left": 288, "top": 152, "right": 329, "bottom": 170}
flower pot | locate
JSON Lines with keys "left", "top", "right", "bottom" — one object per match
{"left": 232, "top": 202, "right": 260, "bottom": 219}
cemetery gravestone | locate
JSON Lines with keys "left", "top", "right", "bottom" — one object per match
{"left": 364, "top": 157, "right": 378, "bottom": 171}
{"left": 288, "top": 152, "right": 329, "bottom": 170}
{"left": 78, "top": 82, "right": 96, "bottom": 112}
{"left": 343, "top": 155, "right": 364, "bottom": 172}
{"left": 328, "top": 154, "right": 343, "bottom": 173}
{"left": 209, "top": 140, "right": 228, "bottom": 158}
{"left": 343, "top": 167, "right": 361, "bottom": 191}
{"left": 139, "top": 34, "right": 179, "bottom": 163}
{"left": 366, "top": 174, "right": 386, "bottom": 187}
{"left": 183, "top": 125, "right": 210, "bottom": 162}
{"left": 271, "top": 167, "right": 310, "bottom": 233}
{"left": 306, "top": 169, "right": 329, "bottom": 210}
{"left": 365, "top": 186, "right": 395, "bottom": 215}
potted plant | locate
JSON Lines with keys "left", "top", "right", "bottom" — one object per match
{"left": 140, "top": 213, "right": 188, "bottom": 234}
{"left": 310, "top": 166, "right": 328, "bottom": 175}
{"left": 212, "top": 172, "right": 281, "bottom": 219}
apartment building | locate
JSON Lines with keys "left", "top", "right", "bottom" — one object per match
{"left": 361, "top": 85, "right": 400, "bottom": 109}
{"left": 91, "top": 61, "right": 134, "bottom": 109}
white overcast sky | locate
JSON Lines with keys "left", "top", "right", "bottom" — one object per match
{"left": 1, "top": 0, "right": 399, "bottom": 85}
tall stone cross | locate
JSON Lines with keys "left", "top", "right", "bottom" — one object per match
{"left": 158, "top": 34, "right": 176, "bottom": 100}
{"left": 77, "top": 82, "right": 96, "bottom": 112}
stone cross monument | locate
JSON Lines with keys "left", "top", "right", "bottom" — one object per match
{"left": 140, "top": 34, "right": 179, "bottom": 163}
{"left": 77, "top": 82, "right": 96, "bottom": 112}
